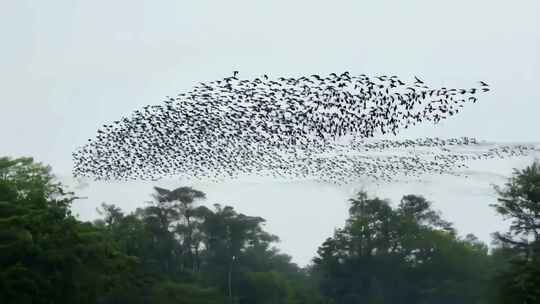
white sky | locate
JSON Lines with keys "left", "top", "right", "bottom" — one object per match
{"left": 1, "top": 0, "right": 540, "bottom": 265}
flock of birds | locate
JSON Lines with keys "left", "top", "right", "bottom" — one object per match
{"left": 72, "top": 72, "right": 538, "bottom": 184}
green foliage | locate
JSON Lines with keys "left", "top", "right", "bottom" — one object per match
{"left": 491, "top": 161, "right": 540, "bottom": 303}
{"left": 312, "top": 192, "right": 493, "bottom": 304}
{"left": 2, "top": 156, "right": 538, "bottom": 304}
{"left": 0, "top": 157, "right": 137, "bottom": 304}
{"left": 494, "top": 257, "right": 540, "bottom": 304}
{"left": 151, "top": 281, "right": 224, "bottom": 304}
{"left": 491, "top": 161, "right": 540, "bottom": 255}
{"left": 241, "top": 271, "right": 290, "bottom": 304}
{"left": 0, "top": 156, "right": 62, "bottom": 201}
{"left": 96, "top": 186, "right": 315, "bottom": 303}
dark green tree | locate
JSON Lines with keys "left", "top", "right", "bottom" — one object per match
{"left": 0, "top": 157, "right": 136, "bottom": 304}
{"left": 491, "top": 161, "right": 540, "bottom": 256}
{"left": 491, "top": 161, "right": 540, "bottom": 303}
{"left": 312, "top": 191, "right": 493, "bottom": 304}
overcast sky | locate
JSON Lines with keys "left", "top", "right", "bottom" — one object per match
{"left": 2, "top": 0, "right": 540, "bottom": 265}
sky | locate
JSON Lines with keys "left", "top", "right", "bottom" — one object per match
{"left": 1, "top": 0, "right": 540, "bottom": 265}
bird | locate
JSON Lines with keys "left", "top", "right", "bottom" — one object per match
{"left": 70, "top": 72, "right": 526, "bottom": 186}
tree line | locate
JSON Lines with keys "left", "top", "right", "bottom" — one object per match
{"left": 1, "top": 156, "right": 539, "bottom": 303}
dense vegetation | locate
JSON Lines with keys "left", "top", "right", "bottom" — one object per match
{"left": 1, "top": 156, "right": 539, "bottom": 303}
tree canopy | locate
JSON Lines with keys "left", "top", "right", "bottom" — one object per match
{"left": 2, "top": 156, "right": 539, "bottom": 303}
{"left": 490, "top": 161, "right": 540, "bottom": 303}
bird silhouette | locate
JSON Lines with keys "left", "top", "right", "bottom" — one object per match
{"left": 72, "top": 72, "right": 535, "bottom": 185}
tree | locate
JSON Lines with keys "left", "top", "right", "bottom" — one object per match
{"left": 491, "top": 161, "right": 540, "bottom": 303}
{"left": 152, "top": 186, "right": 206, "bottom": 273}
{"left": 94, "top": 185, "right": 312, "bottom": 303}
{"left": 494, "top": 258, "right": 540, "bottom": 304}
{"left": 198, "top": 203, "right": 279, "bottom": 299}
{"left": 151, "top": 281, "right": 224, "bottom": 304}
{"left": 312, "top": 191, "right": 493, "bottom": 304}
{"left": 0, "top": 157, "right": 136, "bottom": 304}
{"left": 241, "top": 271, "right": 290, "bottom": 304}
{"left": 491, "top": 161, "right": 540, "bottom": 257}
{"left": 0, "top": 157, "right": 64, "bottom": 202}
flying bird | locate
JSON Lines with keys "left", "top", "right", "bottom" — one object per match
{"left": 70, "top": 72, "right": 528, "bottom": 186}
